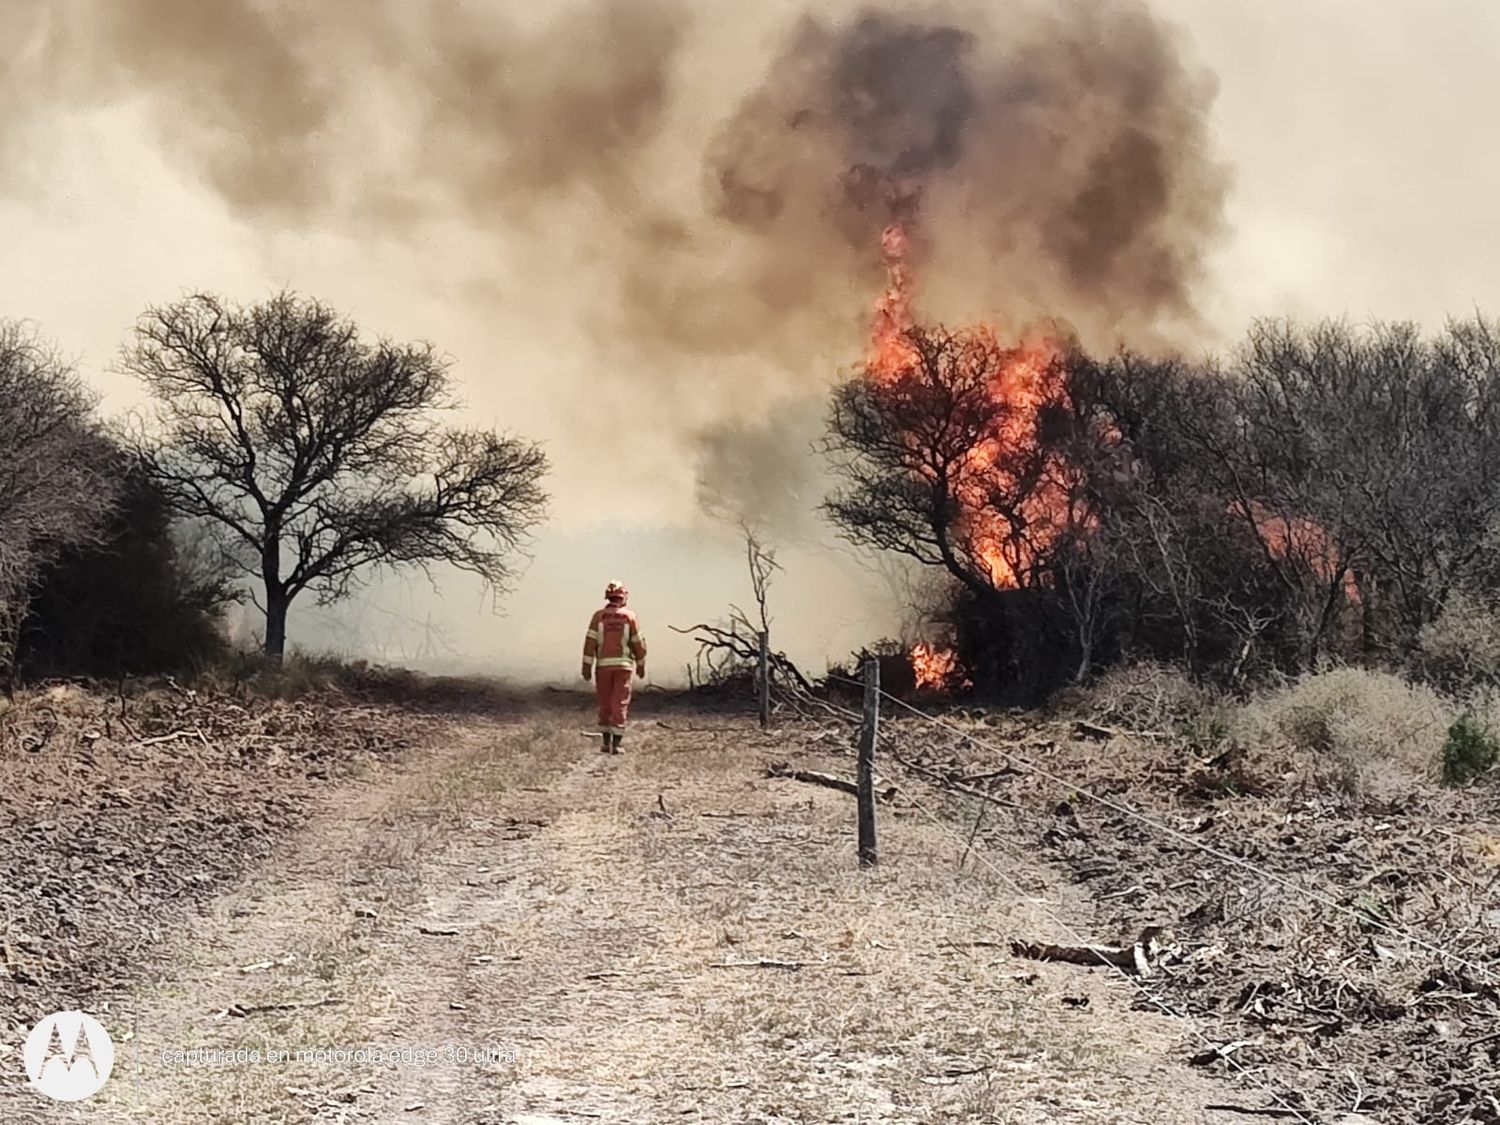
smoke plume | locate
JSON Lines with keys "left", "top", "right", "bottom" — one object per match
{"left": 2, "top": 0, "right": 1228, "bottom": 532}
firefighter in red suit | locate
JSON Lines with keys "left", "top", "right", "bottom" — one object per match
{"left": 581, "top": 581, "right": 647, "bottom": 753}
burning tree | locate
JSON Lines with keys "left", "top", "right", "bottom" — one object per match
{"left": 823, "top": 323, "right": 1079, "bottom": 596}
{"left": 127, "top": 292, "right": 550, "bottom": 661}
{"left": 821, "top": 320, "right": 1104, "bottom": 691}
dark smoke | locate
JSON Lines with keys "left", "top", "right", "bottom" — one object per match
{"left": 694, "top": 1, "right": 1229, "bottom": 525}
{"left": 706, "top": 2, "right": 1227, "bottom": 337}
{"left": 1, "top": 0, "right": 1228, "bottom": 532}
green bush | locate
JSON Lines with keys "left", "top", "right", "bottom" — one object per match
{"left": 1441, "top": 715, "right": 1499, "bottom": 787}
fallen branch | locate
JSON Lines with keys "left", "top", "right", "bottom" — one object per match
{"left": 225, "top": 996, "right": 343, "bottom": 1018}
{"left": 670, "top": 621, "right": 813, "bottom": 693}
{"left": 134, "top": 729, "right": 195, "bottom": 748}
{"left": 1072, "top": 720, "right": 1169, "bottom": 742}
{"left": 1072, "top": 720, "right": 1117, "bottom": 741}
{"left": 766, "top": 762, "right": 896, "bottom": 802}
{"left": 709, "top": 958, "right": 804, "bottom": 971}
{"left": 1191, "top": 1039, "right": 1261, "bottom": 1067}
{"left": 1011, "top": 926, "right": 1175, "bottom": 979}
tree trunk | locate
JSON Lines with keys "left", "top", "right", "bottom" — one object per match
{"left": 263, "top": 587, "right": 289, "bottom": 663}
{"left": 1074, "top": 627, "right": 1093, "bottom": 684}
{"left": 262, "top": 533, "right": 288, "bottom": 663}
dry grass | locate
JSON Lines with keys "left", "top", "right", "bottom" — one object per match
{"left": 56, "top": 712, "right": 1222, "bottom": 1125}
{"left": 1420, "top": 589, "right": 1500, "bottom": 689}
{"left": 1070, "top": 660, "right": 1212, "bottom": 731}
{"left": 1229, "top": 666, "right": 1456, "bottom": 791}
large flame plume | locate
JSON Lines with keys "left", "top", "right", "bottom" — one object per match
{"left": 863, "top": 219, "right": 1078, "bottom": 591}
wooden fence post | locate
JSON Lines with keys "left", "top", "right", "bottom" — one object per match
{"left": 857, "top": 657, "right": 879, "bottom": 867}
{"left": 758, "top": 630, "right": 771, "bottom": 729}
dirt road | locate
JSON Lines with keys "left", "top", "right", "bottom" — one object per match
{"left": 14, "top": 700, "right": 1230, "bottom": 1123}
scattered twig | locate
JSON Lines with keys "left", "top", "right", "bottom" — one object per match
{"left": 709, "top": 958, "right": 805, "bottom": 971}
{"left": 1203, "top": 1106, "right": 1303, "bottom": 1119}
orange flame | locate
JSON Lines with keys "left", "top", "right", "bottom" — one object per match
{"left": 864, "top": 222, "right": 1078, "bottom": 589}
{"left": 911, "top": 641, "right": 960, "bottom": 692}
{"left": 1244, "top": 501, "right": 1359, "bottom": 601}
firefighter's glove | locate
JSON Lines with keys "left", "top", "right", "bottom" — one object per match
{"left": 581, "top": 663, "right": 592, "bottom": 682}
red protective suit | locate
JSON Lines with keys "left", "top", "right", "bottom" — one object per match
{"left": 582, "top": 588, "right": 647, "bottom": 749}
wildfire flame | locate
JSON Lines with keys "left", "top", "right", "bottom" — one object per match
{"left": 1244, "top": 501, "right": 1360, "bottom": 601}
{"left": 866, "top": 223, "right": 1355, "bottom": 692}
{"left": 864, "top": 221, "right": 1077, "bottom": 590}
{"left": 910, "top": 641, "right": 960, "bottom": 692}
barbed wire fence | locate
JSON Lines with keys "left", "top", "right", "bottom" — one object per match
{"left": 759, "top": 664, "right": 1499, "bottom": 1121}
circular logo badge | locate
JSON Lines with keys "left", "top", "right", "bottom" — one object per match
{"left": 23, "top": 1011, "right": 114, "bottom": 1101}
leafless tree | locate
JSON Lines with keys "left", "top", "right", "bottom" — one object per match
{"left": 734, "top": 522, "right": 779, "bottom": 639}
{"left": 125, "top": 292, "right": 550, "bottom": 661}
{"left": 672, "top": 523, "right": 813, "bottom": 694}
{"left": 1198, "top": 318, "right": 1500, "bottom": 662}
{"left": 0, "top": 324, "right": 119, "bottom": 670}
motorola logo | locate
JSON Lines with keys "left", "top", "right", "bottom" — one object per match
{"left": 23, "top": 1011, "right": 115, "bottom": 1101}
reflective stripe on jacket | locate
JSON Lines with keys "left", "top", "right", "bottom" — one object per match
{"left": 583, "top": 605, "right": 647, "bottom": 669}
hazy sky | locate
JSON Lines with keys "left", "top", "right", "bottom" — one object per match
{"left": 4, "top": 0, "right": 1499, "bottom": 680}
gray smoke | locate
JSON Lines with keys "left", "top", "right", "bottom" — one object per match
{"left": 1, "top": 0, "right": 1228, "bottom": 532}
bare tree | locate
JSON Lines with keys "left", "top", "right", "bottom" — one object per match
{"left": 672, "top": 523, "right": 813, "bottom": 694}
{"left": 734, "top": 522, "right": 779, "bottom": 639}
{"left": 0, "top": 324, "right": 119, "bottom": 671}
{"left": 126, "top": 292, "right": 550, "bottom": 661}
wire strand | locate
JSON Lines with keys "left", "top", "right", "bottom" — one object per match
{"left": 893, "top": 778, "right": 1320, "bottom": 1124}
{"left": 822, "top": 671, "right": 1496, "bottom": 983}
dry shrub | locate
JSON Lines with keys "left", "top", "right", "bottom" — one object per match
{"left": 1231, "top": 667, "right": 1454, "bottom": 787}
{"left": 1076, "top": 661, "right": 1211, "bottom": 730}
{"left": 1419, "top": 590, "right": 1500, "bottom": 690}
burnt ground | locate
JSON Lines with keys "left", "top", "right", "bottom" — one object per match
{"left": 0, "top": 681, "right": 1235, "bottom": 1124}
{"left": 2, "top": 677, "right": 1494, "bottom": 1122}
{"left": 866, "top": 705, "right": 1500, "bottom": 1124}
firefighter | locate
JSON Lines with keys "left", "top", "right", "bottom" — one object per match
{"left": 581, "top": 580, "right": 647, "bottom": 753}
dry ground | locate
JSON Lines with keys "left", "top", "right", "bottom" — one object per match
{"left": 3, "top": 697, "right": 1234, "bottom": 1123}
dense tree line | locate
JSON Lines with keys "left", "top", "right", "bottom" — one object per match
{"left": 824, "top": 317, "right": 1500, "bottom": 699}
